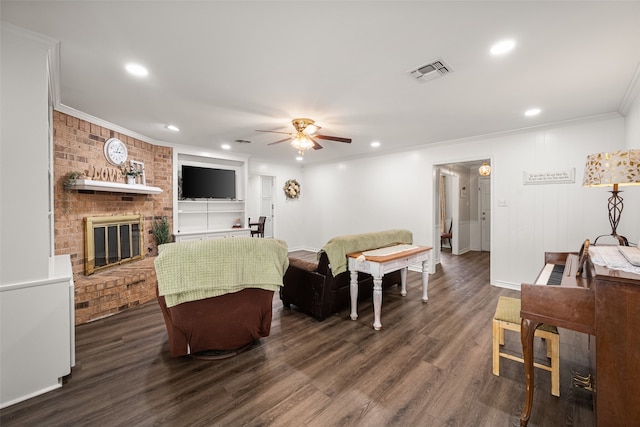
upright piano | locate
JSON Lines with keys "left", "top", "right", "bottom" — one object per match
{"left": 519, "top": 241, "right": 640, "bottom": 426}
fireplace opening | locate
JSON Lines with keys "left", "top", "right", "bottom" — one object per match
{"left": 84, "top": 214, "right": 144, "bottom": 275}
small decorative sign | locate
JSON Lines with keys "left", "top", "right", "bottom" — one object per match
{"left": 523, "top": 168, "right": 575, "bottom": 185}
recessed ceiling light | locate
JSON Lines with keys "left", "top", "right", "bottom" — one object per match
{"left": 296, "top": 156, "right": 304, "bottom": 161}
{"left": 221, "top": 144, "right": 231, "bottom": 150}
{"left": 524, "top": 108, "right": 541, "bottom": 117}
{"left": 125, "top": 63, "right": 148, "bottom": 77}
{"left": 371, "top": 141, "right": 381, "bottom": 148}
{"left": 490, "top": 39, "right": 516, "bottom": 55}
{"left": 166, "top": 125, "right": 180, "bottom": 132}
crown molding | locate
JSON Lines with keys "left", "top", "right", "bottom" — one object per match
{"left": 54, "top": 103, "right": 157, "bottom": 145}
{"left": 619, "top": 60, "right": 640, "bottom": 115}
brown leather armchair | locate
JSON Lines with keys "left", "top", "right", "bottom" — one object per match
{"left": 280, "top": 252, "right": 401, "bottom": 321}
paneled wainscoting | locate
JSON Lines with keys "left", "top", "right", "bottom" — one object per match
{"left": 1, "top": 251, "right": 594, "bottom": 426}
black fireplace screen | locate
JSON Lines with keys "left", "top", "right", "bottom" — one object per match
{"left": 85, "top": 215, "right": 144, "bottom": 274}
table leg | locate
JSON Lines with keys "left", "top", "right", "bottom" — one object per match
{"left": 400, "top": 267, "right": 407, "bottom": 296}
{"left": 520, "top": 318, "right": 541, "bottom": 427}
{"left": 372, "top": 276, "right": 383, "bottom": 330}
{"left": 421, "top": 259, "right": 429, "bottom": 302}
{"left": 350, "top": 270, "right": 359, "bottom": 320}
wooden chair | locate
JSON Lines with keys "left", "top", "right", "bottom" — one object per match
{"left": 249, "top": 216, "right": 266, "bottom": 238}
{"left": 440, "top": 220, "right": 452, "bottom": 249}
{"left": 492, "top": 296, "right": 560, "bottom": 396}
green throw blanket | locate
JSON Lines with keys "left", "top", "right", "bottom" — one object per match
{"left": 155, "top": 237, "right": 289, "bottom": 307}
{"left": 319, "top": 229, "right": 413, "bottom": 277}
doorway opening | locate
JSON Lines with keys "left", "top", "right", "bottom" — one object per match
{"left": 434, "top": 159, "right": 491, "bottom": 262}
{"left": 248, "top": 175, "right": 275, "bottom": 238}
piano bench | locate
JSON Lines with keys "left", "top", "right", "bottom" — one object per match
{"left": 492, "top": 296, "right": 560, "bottom": 397}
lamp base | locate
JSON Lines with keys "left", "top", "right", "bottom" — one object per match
{"left": 593, "top": 233, "right": 628, "bottom": 246}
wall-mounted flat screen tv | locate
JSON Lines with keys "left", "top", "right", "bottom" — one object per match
{"left": 181, "top": 165, "right": 236, "bottom": 199}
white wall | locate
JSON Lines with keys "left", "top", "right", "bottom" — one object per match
{"left": 299, "top": 116, "right": 633, "bottom": 289}
{"left": 0, "top": 24, "right": 53, "bottom": 284}
{"left": 302, "top": 151, "right": 432, "bottom": 252}
{"left": 248, "top": 159, "right": 305, "bottom": 250}
{"left": 623, "top": 86, "right": 640, "bottom": 245}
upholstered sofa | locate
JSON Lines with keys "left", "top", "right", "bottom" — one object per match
{"left": 281, "top": 229, "right": 413, "bottom": 320}
{"left": 154, "top": 237, "right": 288, "bottom": 357}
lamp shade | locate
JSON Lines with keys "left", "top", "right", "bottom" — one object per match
{"left": 583, "top": 149, "right": 640, "bottom": 187}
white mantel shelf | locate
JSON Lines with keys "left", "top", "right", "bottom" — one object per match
{"left": 69, "top": 179, "right": 163, "bottom": 195}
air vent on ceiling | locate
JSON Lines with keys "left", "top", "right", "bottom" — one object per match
{"left": 234, "top": 139, "right": 252, "bottom": 144}
{"left": 408, "top": 58, "right": 453, "bottom": 82}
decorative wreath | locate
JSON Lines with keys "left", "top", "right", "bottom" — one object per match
{"left": 283, "top": 179, "right": 301, "bottom": 199}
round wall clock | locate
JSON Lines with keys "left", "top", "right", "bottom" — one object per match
{"left": 104, "top": 138, "right": 128, "bottom": 166}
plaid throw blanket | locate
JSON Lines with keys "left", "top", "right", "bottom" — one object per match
{"left": 319, "top": 229, "right": 413, "bottom": 277}
{"left": 155, "top": 237, "right": 289, "bottom": 307}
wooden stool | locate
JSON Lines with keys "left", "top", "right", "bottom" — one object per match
{"left": 492, "top": 296, "right": 560, "bottom": 397}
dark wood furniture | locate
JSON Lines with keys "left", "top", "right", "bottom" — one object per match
{"left": 440, "top": 221, "right": 452, "bottom": 249}
{"left": 520, "top": 245, "right": 640, "bottom": 426}
{"left": 249, "top": 216, "right": 266, "bottom": 238}
{"left": 281, "top": 252, "right": 402, "bottom": 321}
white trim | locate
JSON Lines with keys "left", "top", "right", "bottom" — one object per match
{"left": 54, "top": 103, "right": 157, "bottom": 144}
{"left": 619, "top": 60, "right": 640, "bottom": 115}
{"left": 491, "top": 280, "right": 521, "bottom": 291}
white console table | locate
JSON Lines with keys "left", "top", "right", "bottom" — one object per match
{"left": 347, "top": 245, "right": 432, "bottom": 330}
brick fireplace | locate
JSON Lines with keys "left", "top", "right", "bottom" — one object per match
{"left": 53, "top": 111, "right": 173, "bottom": 324}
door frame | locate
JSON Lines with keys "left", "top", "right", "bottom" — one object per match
{"left": 433, "top": 158, "right": 493, "bottom": 263}
{"left": 248, "top": 174, "right": 276, "bottom": 238}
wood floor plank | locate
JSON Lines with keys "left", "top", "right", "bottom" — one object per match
{"left": 0, "top": 250, "right": 595, "bottom": 427}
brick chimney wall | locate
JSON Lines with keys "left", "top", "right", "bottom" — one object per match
{"left": 53, "top": 111, "right": 173, "bottom": 324}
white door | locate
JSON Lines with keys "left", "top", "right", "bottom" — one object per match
{"left": 260, "top": 176, "right": 274, "bottom": 238}
{"left": 480, "top": 177, "right": 491, "bottom": 251}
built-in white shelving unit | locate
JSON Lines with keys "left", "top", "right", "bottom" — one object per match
{"left": 177, "top": 200, "right": 245, "bottom": 233}
{"left": 173, "top": 149, "right": 250, "bottom": 240}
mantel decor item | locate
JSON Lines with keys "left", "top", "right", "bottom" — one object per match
{"left": 122, "top": 163, "right": 143, "bottom": 185}
{"left": 283, "top": 179, "right": 301, "bottom": 199}
{"left": 583, "top": 149, "right": 640, "bottom": 245}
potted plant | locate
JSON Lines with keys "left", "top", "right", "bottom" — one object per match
{"left": 64, "top": 170, "right": 85, "bottom": 190}
{"left": 122, "top": 165, "right": 142, "bottom": 185}
{"left": 152, "top": 216, "right": 171, "bottom": 246}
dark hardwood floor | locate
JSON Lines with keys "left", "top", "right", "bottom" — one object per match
{"left": 1, "top": 250, "right": 595, "bottom": 426}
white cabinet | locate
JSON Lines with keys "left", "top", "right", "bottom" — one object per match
{"left": 0, "top": 255, "right": 74, "bottom": 408}
{"left": 174, "top": 228, "right": 251, "bottom": 242}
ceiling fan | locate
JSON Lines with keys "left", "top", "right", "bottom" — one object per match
{"left": 256, "top": 118, "right": 352, "bottom": 154}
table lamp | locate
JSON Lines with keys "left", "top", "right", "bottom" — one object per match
{"left": 583, "top": 149, "right": 640, "bottom": 245}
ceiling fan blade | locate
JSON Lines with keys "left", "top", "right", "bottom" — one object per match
{"left": 267, "top": 137, "right": 292, "bottom": 145}
{"left": 310, "top": 137, "right": 323, "bottom": 150}
{"left": 315, "top": 134, "right": 352, "bottom": 143}
{"left": 255, "top": 130, "right": 292, "bottom": 135}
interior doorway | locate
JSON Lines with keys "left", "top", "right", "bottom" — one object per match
{"left": 434, "top": 159, "right": 491, "bottom": 258}
{"left": 248, "top": 175, "right": 275, "bottom": 238}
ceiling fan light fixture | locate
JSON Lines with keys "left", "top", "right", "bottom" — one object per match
{"left": 291, "top": 134, "right": 314, "bottom": 151}
{"left": 303, "top": 124, "right": 320, "bottom": 135}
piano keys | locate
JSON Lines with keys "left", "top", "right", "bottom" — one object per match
{"left": 519, "top": 241, "right": 640, "bottom": 427}
{"left": 534, "top": 263, "right": 565, "bottom": 285}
